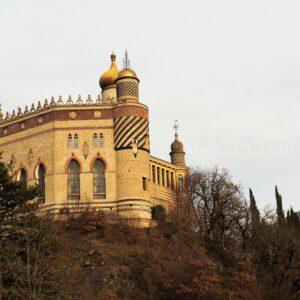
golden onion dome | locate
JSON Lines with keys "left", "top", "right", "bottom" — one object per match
{"left": 99, "top": 52, "right": 119, "bottom": 89}
{"left": 117, "top": 68, "right": 138, "bottom": 80}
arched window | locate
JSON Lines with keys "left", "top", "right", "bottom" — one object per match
{"left": 157, "top": 167, "right": 161, "bottom": 185}
{"left": 171, "top": 172, "right": 174, "bottom": 189}
{"left": 99, "top": 133, "right": 104, "bottom": 148}
{"left": 68, "top": 134, "right": 72, "bottom": 148}
{"left": 93, "top": 133, "right": 98, "bottom": 148}
{"left": 74, "top": 134, "right": 78, "bottom": 149}
{"left": 67, "top": 159, "right": 80, "bottom": 200}
{"left": 93, "top": 159, "right": 106, "bottom": 199}
{"left": 18, "top": 168, "right": 27, "bottom": 184}
{"left": 37, "top": 164, "right": 46, "bottom": 203}
{"left": 166, "top": 170, "right": 170, "bottom": 187}
{"left": 152, "top": 165, "right": 156, "bottom": 183}
{"left": 178, "top": 174, "right": 183, "bottom": 191}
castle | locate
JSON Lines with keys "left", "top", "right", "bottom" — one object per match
{"left": 0, "top": 52, "right": 188, "bottom": 224}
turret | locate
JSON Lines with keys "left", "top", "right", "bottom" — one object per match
{"left": 116, "top": 51, "right": 139, "bottom": 103}
{"left": 170, "top": 121, "right": 186, "bottom": 167}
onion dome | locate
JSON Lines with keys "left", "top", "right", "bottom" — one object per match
{"left": 99, "top": 52, "right": 119, "bottom": 89}
{"left": 171, "top": 133, "right": 184, "bottom": 153}
{"left": 117, "top": 68, "right": 138, "bottom": 81}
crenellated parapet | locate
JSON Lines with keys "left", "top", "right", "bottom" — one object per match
{"left": 0, "top": 94, "right": 105, "bottom": 124}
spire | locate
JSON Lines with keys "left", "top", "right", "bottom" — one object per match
{"left": 123, "top": 50, "right": 131, "bottom": 69}
{"left": 173, "top": 119, "right": 179, "bottom": 137}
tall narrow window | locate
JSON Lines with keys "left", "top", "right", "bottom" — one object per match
{"left": 74, "top": 134, "right": 78, "bottom": 149}
{"left": 19, "top": 168, "right": 27, "bottom": 184}
{"left": 67, "top": 159, "right": 80, "bottom": 200}
{"left": 166, "top": 170, "right": 170, "bottom": 187}
{"left": 157, "top": 167, "right": 161, "bottom": 185}
{"left": 93, "top": 133, "right": 98, "bottom": 148}
{"left": 68, "top": 134, "right": 72, "bottom": 148}
{"left": 99, "top": 133, "right": 104, "bottom": 148}
{"left": 142, "top": 177, "right": 147, "bottom": 191}
{"left": 152, "top": 165, "right": 156, "bottom": 183}
{"left": 178, "top": 174, "right": 183, "bottom": 191}
{"left": 38, "top": 164, "right": 46, "bottom": 203}
{"left": 171, "top": 172, "right": 174, "bottom": 189}
{"left": 162, "top": 169, "right": 165, "bottom": 186}
{"left": 93, "top": 159, "right": 106, "bottom": 199}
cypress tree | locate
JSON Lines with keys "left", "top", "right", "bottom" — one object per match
{"left": 249, "top": 188, "right": 260, "bottom": 229}
{"left": 275, "top": 186, "right": 285, "bottom": 226}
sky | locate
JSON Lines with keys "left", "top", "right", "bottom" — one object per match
{"left": 0, "top": 0, "right": 299, "bottom": 211}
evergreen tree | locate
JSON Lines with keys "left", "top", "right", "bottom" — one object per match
{"left": 275, "top": 186, "right": 285, "bottom": 226}
{"left": 249, "top": 188, "right": 260, "bottom": 229}
{"left": 0, "top": 153, "right": 37, "bottom": 224}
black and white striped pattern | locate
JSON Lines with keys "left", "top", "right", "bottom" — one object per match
{"left": 114, "top": 116, "right": 149, "bottom": 151}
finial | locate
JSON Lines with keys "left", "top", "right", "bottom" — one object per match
{"left": 86, "top": 94, "right": 93, "bottom": 104}
{"left": 173, "top": 119, "right": 179, "bottom": 137}
{"left": 37, "top": 101, "right": 42, "bottom": 110}
{"left": 24, "top": 105, "right": 29, "bottom": 114}
{"left": 43, "top": 99, "right": 49, "bottom": 108}
{"left": 123, "top": 50, "right": 130, "bottom": 69}
{"left": 67, "top": 95, "right": 73, "bottom": 105}
{"left": 5, "top": 112, "right": 10, "bottom": 120}
{"left": 17, "top": 107, "right": 22, "bottom": 116}
{"left": 111, "top": 51, "right": 116, "bottom": 62}
{"left": 57, "top": 95, "right": 63, "bottom": 105}
{"left": 12, "top": 109, "right": 16, "bottom": 118}
{"left": 96, "top": 94, "right": 101, "bottom": 104}
{"left": 50, "top": 96, "right": 55, "bottom": 106}
{"left": 30, "top": 103, "right": 35, "bottom": 112}
{"left": 76, "top": 95, "right": 83, "bottom": 104}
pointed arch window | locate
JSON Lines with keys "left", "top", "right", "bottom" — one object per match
{"left": 74, "top": 134, "right": 79, "bottom": 149}
{"left": 68, "top": 134, "right": 73, "bottom": 148}
{"left": 37, "top": 164, "right": 46, "bottom": 203}
{"left": 93, "top": 159, "right": 106, "bottom": 199}
{"left": 18, "top": 168, "right": 27, "bottom": 184}
{"left": 93, "top": 133, "right": 98, "bottom": 148}
{"left": 99, "top": 133, "right": 104, "bottom": 148}
{"left": 67, "top": 159, "right": 80, "bottom": 200}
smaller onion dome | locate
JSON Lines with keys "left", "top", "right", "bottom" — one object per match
{"left": 99, "top": 52, "right": 119, "bottom": 89}
{"left": 117, "top": 68, "right": 138, "bottom": 80}
{"left": 171, "top": 133, "right": 184, "bottom": 153}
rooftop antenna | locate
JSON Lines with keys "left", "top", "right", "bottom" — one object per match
{"left": 123, "top": 49, "right": 131, "bottom": 69}
{"left": 173, "top": 119, "right": 179, "bottom": 136}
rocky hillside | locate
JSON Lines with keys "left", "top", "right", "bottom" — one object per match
{"left": 49, "top": 212, "right": 259, "bottom": 299}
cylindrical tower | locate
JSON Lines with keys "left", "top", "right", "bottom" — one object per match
{"left": 114, "top": 55, "right": 151, "bottom": 225}
{"left": 170, "top": 133, "right": 186, "bottom": 167}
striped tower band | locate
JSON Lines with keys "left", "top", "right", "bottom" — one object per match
{"left": 114, "top": 115, "right": 149, "bottom": 151}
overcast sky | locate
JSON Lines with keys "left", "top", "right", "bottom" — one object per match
{"left": 0, "top": 0, "right": 299, "bottom": 211}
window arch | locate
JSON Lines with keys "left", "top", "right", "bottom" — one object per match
{"left": 17, "top": 168, "right": 27, "bottom": 184}
{"left": 37, "top": 164, "right": 46, "bottom": 203}
{"left": 68, "top": 134, "right": 73, "bottom": 148}
{"left": 93, "top": 133, "right": 98, "bottom": 148}
{"left": 74, "top": 134, "right": 78, "bottom": 149}
{"left": 67, "top": 159, "right": 80, "bottom": 200}
{"left": 93, "top": 159, "right": 106, "bottom": 199}
{"left": 99, "top": 133, "right": 104, "bottom": 148}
